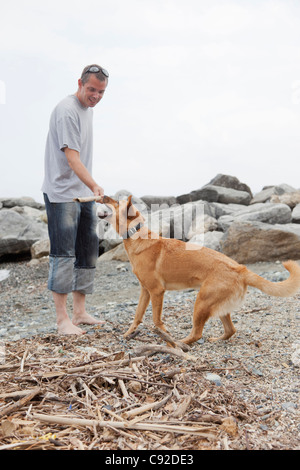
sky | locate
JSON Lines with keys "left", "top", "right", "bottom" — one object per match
{"left": 1, "top": 0, "right": 300, "bottom": 203}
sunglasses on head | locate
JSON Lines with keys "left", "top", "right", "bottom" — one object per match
{"left": 83, "top": 66, "right": 109, "bottom": 78}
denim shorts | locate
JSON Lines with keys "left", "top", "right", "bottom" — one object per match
{"left": 44, "top": 194, "right": 99, "bottom": 294}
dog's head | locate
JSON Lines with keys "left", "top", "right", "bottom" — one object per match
{"left": 98, "top": 195, "right": 145, "bottom": 239}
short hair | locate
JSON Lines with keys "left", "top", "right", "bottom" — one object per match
{"left": 80, "top": 64, "right": 108, "bottom": 85}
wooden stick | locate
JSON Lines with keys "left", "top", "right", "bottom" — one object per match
{"left": 77, "top": 378, "right": 98, "bottom": 401}
{"left": 118, "top": 379, "right": 130, "bottom": 399}
{"left": 153, "top": 327, "right": 190, "bottom": 352}
{"left": 171, "top": 395, "right": 192, "bottom": 418}
{"left": 31, "top": 413, "right": 216, "bottom": 438}
{"left": 0, "top": 441, "right": 38, "bottom": 451}
{"left": 40, "top": 355, "right": 147, "bottom": 379}
{"left": 0, "top": 388, "right": 41, "bottom": 418}
{"left": 124, "top": 393, "right": 172, "bottom": 418}
{"left": 0, "top": 389, "right": 40, "bottom": 400}
{"left": 73, "top": 196, "right": 103, "bottom": 203}
{"left": 133, "top": 343, "right": 197, "bottom": 362}
{"left": 20, "top": 347, "right": 30, "bottom": 372}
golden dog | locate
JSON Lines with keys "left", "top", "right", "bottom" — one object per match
{"left": 100, "top": 195, "right": 300, "bottom": 344}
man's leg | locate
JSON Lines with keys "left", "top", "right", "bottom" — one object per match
{"left": 53, "top": 292, "right": 85, "bottom": 335}
{"left": 44, "top": 194, "right": 85, "bottom": 335}
{"left": 72, "top": 201, "right": 104, "bottom": 326}
{"left": 72, "top": 291, "right": 105, "bottom": 326}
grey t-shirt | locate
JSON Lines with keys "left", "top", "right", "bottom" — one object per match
{"left": 42, "top": 94, "right": 94, "bottom": 202}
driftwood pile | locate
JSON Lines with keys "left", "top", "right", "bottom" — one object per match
{"left": 0, "top": 329, "right": 259, "bottom": 451}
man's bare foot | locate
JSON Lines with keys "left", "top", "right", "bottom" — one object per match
{"left": 58, "top": 318, "right": 85, "bottom": 335}
{"left": 72, "top": 312, "right": 105, "bottom": 327}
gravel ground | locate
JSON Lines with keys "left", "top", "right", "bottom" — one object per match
{"left": 0, "top": 256, "right": 299, "bottom": 449}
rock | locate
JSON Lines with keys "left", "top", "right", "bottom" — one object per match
{"left": 10, "top": 205, "right": 47, "bottom": 221}
{"left": 0, "top": 197, "right": 44, "bottom": 210}
{"left": 292, "top": 204, "right": 300, "bottom": 223}
{"left": 250, "top": 184, "right": 297, "bottom": 204}
{"left": 148, "top": 201, "right": 207, "bottom": 241}
{"left": 220, "top": 220, "right": 300, "bottom": 263}
{"left": 208, "top": 173, "right": 253, "bottom": 197}
{"left": 98, "top": 222, "right": 123, "bottom": 253}
{"left": 127, "top": 380, "right": 142, "bottom": 392}
{"left": 291, "top": 342, "right": 300, "bottom": 367}
{"left": 141, "top": 195, "right": 177, "bottom": 210}
{"left": 205, "top": 373, "right": 222, "bottom": 386}
{"left": 177, "top": 185, "right": 251, "bottom": 206}
{"left": 270, "top": 191, "right": 300, "bottom": 208}
{"left": 0, "top": 269, "right": 10, "bottom": 282}
{"left": 0, "top": 209, "right": 49, "bottom": 258}
{"left": 30, "top": 239, "right": 50, "bottom": 259}
{"left": 218, "top": 203, "right": 292, "bottom": 231}
{"left": 210, "top": 202, "right": 246, "bottom": 219}
{"left": 281, "top": 402, "right": 297, "bottom": 413}
{"left": 187, "top": 214, "right": 218, "bottom": 239}
{"left": 27, "top": 257, "right": 49, "bottom": 267}
{"left": 99, "top": 243, "right": 128, "bottom": 262}
{"left": 203, "top": 231, "right": 224, "bottom": 251}
{"left": 177, "top": 186, "right": 218, "bottom": 204}
{"left": 189, "top": 231, "right": 224, "bottom": 251}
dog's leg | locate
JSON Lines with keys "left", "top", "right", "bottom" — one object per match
{"left": 150, "top": 291, "right": 168, "bottom": 332}
{"left": 208, "top": 313, "right": 236, "bottom": 342}
{"left": 181, "top": 291, "right": 210, "bottom": 344}
{"left": 124, "top": 286, "right": 150, "bottom": 337}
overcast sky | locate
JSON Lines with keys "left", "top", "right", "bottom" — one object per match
{"left": 1, "top": 0, "right": 300, "bottom": 203}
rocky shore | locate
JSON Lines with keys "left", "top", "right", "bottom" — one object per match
{"left": 1, "top": 173, "right": 300, "bottom": 264}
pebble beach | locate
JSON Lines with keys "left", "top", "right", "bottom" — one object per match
{"left": 0, "top": 256, "right": 299, "bottom": 449}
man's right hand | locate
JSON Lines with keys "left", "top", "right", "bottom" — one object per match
{"left": 92, "top": 185, "right": 105, "bottom": 198}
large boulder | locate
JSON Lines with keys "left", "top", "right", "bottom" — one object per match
{"left": 292, "top": 204, "right": 300, "bottom": 223}
{"left": 189, "top": 231, "right": 224, "bottom": 251}
{"left": 0, "top": 197, "right": 44, "bottom": 210}
{"left": 270, "top": 191, "right": 300, "bottom": 208}
{"left": 208, "top": 174, "right": 253, "bottom": 197}
{"left": 220, "top": 220, "right": 300, "bottom": 263}
{"left": 250, "top": 184, "right": 297, "bottom": 204}
{"left": 177, "top": 185, "right": 251, "bottom": 206}
{"left": 218, "top": 203, "right": 292, "bottom": 231}
{"left": 0, "top": 209, "right": 48, "bottom": 258}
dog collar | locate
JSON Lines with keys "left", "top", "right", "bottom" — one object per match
{"left": 122, "top": 223, "right": 144, "bottom": 239}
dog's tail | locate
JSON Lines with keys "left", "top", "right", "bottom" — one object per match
{"left": 244, "top": 260, "right": 300, "bottom": 297}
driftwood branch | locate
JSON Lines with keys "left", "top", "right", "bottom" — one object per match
{"left": 124, "top": 393, "right": 172, "bottom": 418}
{"left": 0, "top": 388, "right": 41, "bottom": 418}
{"left": 73, "top": 196, "right": 103, "bottom": 203}
{"left": 133, "top": 343, "right": 197, "bottom": 362}
{"left": 31, "top": 413, "right": 216, "bottom": 438}
{"left": 153, "top": 327, "right": 190, "bottom": 352}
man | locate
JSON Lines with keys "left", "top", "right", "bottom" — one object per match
{"left": 42, "top": 64, "right": 108, "bottom": 335}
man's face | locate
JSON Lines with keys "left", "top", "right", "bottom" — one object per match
{"left": 76, "top": 74, "right": 107, "bottom": 108}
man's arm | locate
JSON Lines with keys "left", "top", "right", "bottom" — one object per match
{"left": 64, "top": 147, "right": 104, "bottom": 197}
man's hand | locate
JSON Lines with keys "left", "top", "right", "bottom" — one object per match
{"left": 92, "top": 185, "right": 104, "bottom": 198}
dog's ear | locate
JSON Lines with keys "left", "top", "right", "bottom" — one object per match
{"left": 127, "top": 195, "right": 133, "bottom": 207}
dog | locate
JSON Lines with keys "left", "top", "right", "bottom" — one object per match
{"left": 99, "top": 195, "right": 300, "bottom": 345}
